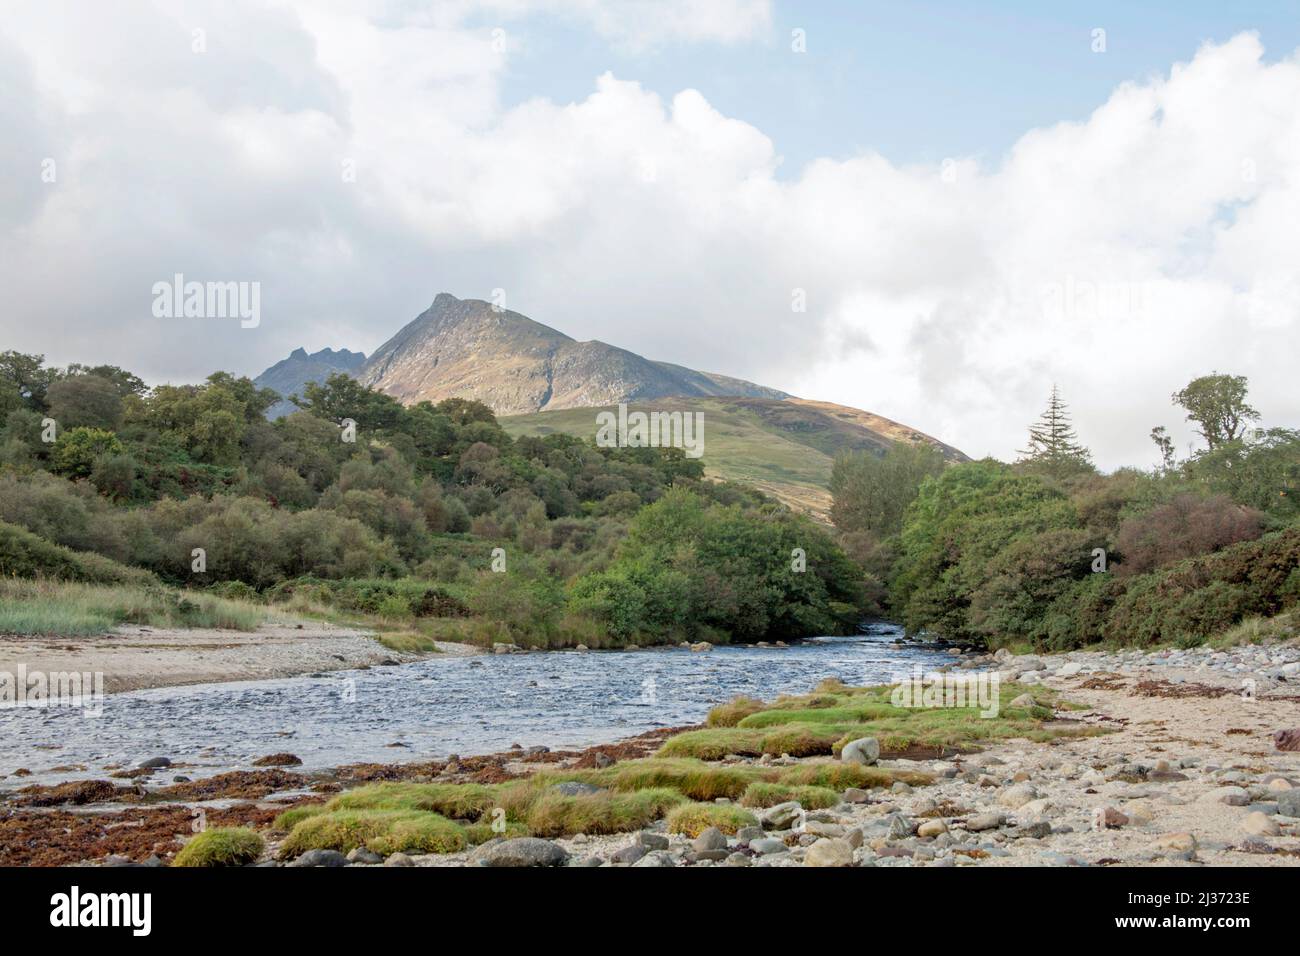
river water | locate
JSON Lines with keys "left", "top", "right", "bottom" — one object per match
{"left": 0, "top": 624, "right": 952, "bottom": 789}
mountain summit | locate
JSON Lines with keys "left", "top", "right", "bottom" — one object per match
{"left": 356, "top": 293, "right": 788, "bottom": 415}
{"left": 254, "top": 346, "right": 367, "bottom": 419}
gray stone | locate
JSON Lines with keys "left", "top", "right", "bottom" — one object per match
{"left": 384, "top": 852, "right": 414, "bottom": 867}
{"left": 612, "top": 844, "right": 647, "bottom": 865}
{"left": 1007, "top": 821, "right": 1051, "bottom": 839}
{"left": 1199, "top": 786, "right": 1250, "bottom": 806}
{"left": 996, "top": 784, "right": 1038, "bottom": 809}
{"left": 750, "top": 837, "right": 789, "bottom": 855}
{"left": 841, "top": 737, "right": 881, "bottom": 766}
{"left": 966, "top": 812, "right": 1006, "bottom": 832}
{"left": 346, "top": 847, "right": 383, "bottom": 865}
{"left": 638, "top": 831, "right": 670, "bottom": 850}
{"left": 475, "top": 837, "right": 568, "bottom": 867}
{"left": 1277, "top": 789, "right": 1300, "bottom": 818}
{"left": 631, "top": 851, "right": 677, "bottom": 867}
{"left": 762, "top": 801, "right": 803, "bottom": 830}
{"left": 887, "top": 814, "right": 915, "bottom": 839}
{"left": 290, "top": 849, "right": 349, "bottom": 868}
{"left": 692, "top": 827, "right": 728, "bottom": 853}
{"left": 804, "top": 838, "right": 855, "bottom": 867}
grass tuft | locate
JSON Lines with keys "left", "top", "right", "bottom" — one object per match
{"left": 273, "top": 804, "right": 325, "bottom": 830}
{"left": 172, "top": 827, "right": 264, "bottom": 867}
{"left": 776, "top": 762, "right": 931, "bottom": 790}
{"left": 706, "top": 696, "right": 766, "bottom": 727}
{"left": 738, "top": 782, "right": 840, "bottom": 810}
{"left": 521, "top": 788, "right": 686, "bottom": 837}
{"left": 280, "top": 809, "right": 466, "bottom": 857}
{"left": 664, "top": 802, "right": 758, "bottom": 837}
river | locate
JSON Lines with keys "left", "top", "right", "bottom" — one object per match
{"left": 0, "top": 624, "right": 952, "bottom": 789}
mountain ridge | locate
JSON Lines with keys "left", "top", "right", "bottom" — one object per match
{"left": 354, "top": 293, "right": 788, "bottom": 415}
{"left": 254, "top": 346, "right": 367, "bottom": 419}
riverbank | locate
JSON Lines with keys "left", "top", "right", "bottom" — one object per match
{"left": 332, "top": 642, "right": 1300, "bottom": 868}
{"left": 3, "top": 638, "right": 1299, "bottom": 867}
{"left": 0, "top": 621, "right": 476, "bottom": 694}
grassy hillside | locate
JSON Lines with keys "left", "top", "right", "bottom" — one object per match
{"left": 500, "top": 397, "right": 965, "bottom": 521}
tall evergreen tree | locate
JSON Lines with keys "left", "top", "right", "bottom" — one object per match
{"left": 1018, "top": 385, "right": 1093, "bottom": 476}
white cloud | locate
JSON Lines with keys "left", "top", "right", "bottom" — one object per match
{"left": 0, "top": 7, "right": 1297, "bottom": 470}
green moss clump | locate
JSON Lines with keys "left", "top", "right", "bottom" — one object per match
{"left": 280, "top": 809, "right": 466, "bottom": 857}
{"left": 522, "top": 788, "right": 686, "bottom": 837}
{"left": 365, "top": 814, "right": 468, "bottom": 856}
{"left": 656, "top": 728, "right": 766, "bottom": 760}
{"left": 172, "top": 827, "right": 264, "bottom": 867}
{"left": 273, "top": 804, "right": 325, "bottom": 830}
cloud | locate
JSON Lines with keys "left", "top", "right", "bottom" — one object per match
{"left": 0, "top": 7, "right": 1297, "bottom": 470}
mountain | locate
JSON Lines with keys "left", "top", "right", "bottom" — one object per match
{"left": 500, "top": 397, "right": 967, "bottom": 521}
{"left": 356, "top": 293, "right": 787, "bottom": 415}
{"left": 249, "top": 294, "right": 967, "bottom": 519}
{"left": 254, "top": 347, "right": 367, "bottom": 419}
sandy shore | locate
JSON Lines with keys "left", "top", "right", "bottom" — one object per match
{"left": 0, "top": 621, "right": 481, "bottom": 694}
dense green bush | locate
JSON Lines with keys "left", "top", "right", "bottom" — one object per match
{"left": 886, "top": 455, "right": 1299, "bottom": 650}
{"left": 0, "top": 519, "right": 157, "bottom": 586}
{"left": 568, "top": 488, "right": 864, "bottom": 643}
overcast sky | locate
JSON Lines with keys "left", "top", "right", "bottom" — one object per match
{"left": 2, "top": 1, "right": 1298, "bottom": 469}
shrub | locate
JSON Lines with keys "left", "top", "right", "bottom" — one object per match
{"left": 1115, "top": 493, "right": 1266, "bottom": 576}
{"left": 0, "top": 520, "right": 157, "bottom": 586}
{"left": 51, "top": 427, "right": 124, "bottom": 479}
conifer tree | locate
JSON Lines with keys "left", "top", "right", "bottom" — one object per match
{"left": 1018, "top": 385, "right": 1093, "bottom": 476}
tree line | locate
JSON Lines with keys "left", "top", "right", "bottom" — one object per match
{"left": 0, "top": 353, "right": 866, "bottom": 647}
{"left": 830, "top": 373, "right": 1300, "bottom": 648}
